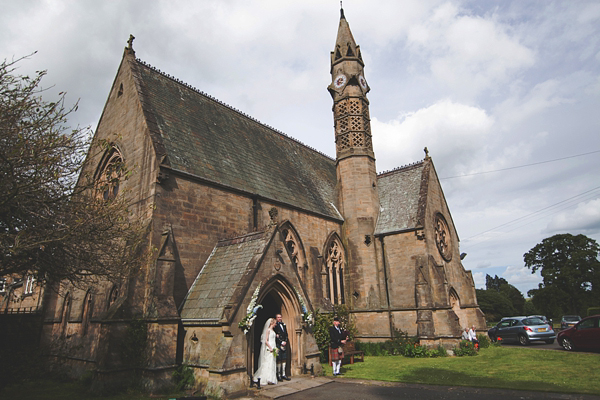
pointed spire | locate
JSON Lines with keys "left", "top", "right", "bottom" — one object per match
{"left": 331, "top": 7, "right": 361, "bottom": 68}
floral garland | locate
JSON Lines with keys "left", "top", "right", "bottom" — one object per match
{"left": 239, "top": 283, "right": 262, "bottom": 335}
{"left": 293, "top": 286, "right": 313, "bottom": 326}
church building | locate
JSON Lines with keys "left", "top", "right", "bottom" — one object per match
{"left": 39, "top": 8, "right": 485, "bottom": 395}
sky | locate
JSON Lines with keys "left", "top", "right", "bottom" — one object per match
{"left": 2, "top": 0, "right": 599, "bottom": 297}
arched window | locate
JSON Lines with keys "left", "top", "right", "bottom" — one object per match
{"left": 107, "top": 285, "right": 119, "bottom": 310}
{"left": 280, "top": 223, "right": 306, "bottom": 280}
{"left": 325, "top": 234, "right": 345, "bottom": 305}
{"left": 94, "top": 147, "right": 124, "bottom": 201}
{"left": 81, "top": 290, "right": 93, "bottom": 336}
{"left": 60, "top": 293, "right": 71, "bottom": 337}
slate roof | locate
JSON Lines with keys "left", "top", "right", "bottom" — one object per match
{"left": 375, "top": 161, "right": 425, "bottom": 235}
{"left": 132, "top": 59, "right": 340, "bottom": 220}
{"left": 180, "top": 230, "right": 272, "bottom": 322}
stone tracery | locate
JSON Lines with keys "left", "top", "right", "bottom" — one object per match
{"left": 325, "top": 236, "right": 345, "bottom": 304}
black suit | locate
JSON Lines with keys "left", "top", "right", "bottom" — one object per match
{"left": 329, "top": 325, "right": 345, "bottom": 349}
{"left": 274, "top": 321, "right": 288, "bottom": 362}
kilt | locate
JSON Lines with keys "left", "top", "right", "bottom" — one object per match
{"left": 330, "top": 346, "right": 343, "bottom": 362}
{"left": 276, "top": 346, "right": 287, "bottom": 362}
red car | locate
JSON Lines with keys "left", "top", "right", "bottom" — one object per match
{"left": 558, "top": 315, "right": 600, "bottom": 351}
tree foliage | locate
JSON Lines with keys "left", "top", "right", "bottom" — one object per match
{"left": 475, "top": 288, "right": 517, "bottom": 321}
{"left": 0, "top": 56, "right": 147, "bottom": 285}
{"left": 476, "top": 274, "right": 526, "bottom": 321}
{"left": 524, "top": 233, "right": 600, "bottom": 315}
{"left": 486, "top": 274, "right": 508, "bottom": 291}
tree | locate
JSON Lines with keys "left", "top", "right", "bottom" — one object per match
{"left": 475, "top": 289, "right": 517, "bottom": 322}
{"left": 524, "top": 233, "right": 600, "bottom": 315}
{"left": 485, "top": 274, "right": 508, "bottom": 291}
{"left": 498, "top": 283, "right": 525, "bottom": 315}
{"left": 0, "top": 56, "right": 146, "bottom": 285}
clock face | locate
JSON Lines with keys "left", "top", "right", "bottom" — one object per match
{"left": 358, "top": 75, "right": 367, "bottom": 89}
{"left": 333, "top": 74, "right": 347, "bottom": 89}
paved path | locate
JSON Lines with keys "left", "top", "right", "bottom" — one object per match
{"left": 236, "top": 376, "right": 600, "bottom": 400}
{"left": 239, "top": 376, "right": 331, "bottom": 399}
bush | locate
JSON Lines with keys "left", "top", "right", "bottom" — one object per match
{"left": 477, "top": 333, "right": 491, "bottom": 349}
{"left": 172, "top": 364, "right": 195, "bottom": 392}
{"left": 355, "top": 330, "right": 447, "bottom": 358}
{"left": 454, "top": 340, "right": 477, "bottom": 357}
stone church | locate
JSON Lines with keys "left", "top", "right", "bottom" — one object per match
{"left": 39, "top": 9, "right": 485, "bottom": 395}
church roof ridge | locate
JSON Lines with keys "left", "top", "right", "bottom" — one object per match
{"left": 377, "top": 159, "right": 425, "bottom": 177}
{"left": 135, "top": 57, "right": 334, "bottom": 162}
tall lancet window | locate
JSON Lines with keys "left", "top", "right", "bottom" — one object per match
{"left": 325, "top": 236, "right": 345, "bottom": 304}
{"left": 280, "top": 223, "right": 307, "bottom": 281}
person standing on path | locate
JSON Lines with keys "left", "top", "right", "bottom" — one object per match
{"left": 274, "top": 313, "right": 291, "bottom": 381}
{"left": 329, "top": 316, "right": 347, "bottom": 376}
{"left": 253, "top": 318, "right": 278, "bottom": 385}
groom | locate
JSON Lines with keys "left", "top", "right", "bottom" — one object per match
{"left": 274, "top": 313, "right": 291, "bottom": 381}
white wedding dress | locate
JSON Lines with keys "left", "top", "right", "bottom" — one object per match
{"left": 253, "top": 322, "right": 277, "bottom": 385}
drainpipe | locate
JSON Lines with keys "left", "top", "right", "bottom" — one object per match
{"left": 379, "top": 236, "right": 394, "bottom": 339}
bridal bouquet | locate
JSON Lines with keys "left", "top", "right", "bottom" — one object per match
{"left": 272, "top": 348, "right": 279, "bottom": 359}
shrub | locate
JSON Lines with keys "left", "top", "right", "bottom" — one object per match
{"left": 432, "top": 345, "right": 449, "bottom": 357}
{"left": 355, "top": 330, "right": 447, "bottom": 358}
{"left": 477, "top": 333, "right": 491, "bottom": 349}
{"left": 172, "top": 364, "right": 195, "bottom": 392}
{"left": 454, "top": 340, "right": 477, "bottom": 356}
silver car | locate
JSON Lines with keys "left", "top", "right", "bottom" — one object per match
{"left": 488, "top": 316, "right": 556, "bottom": 345}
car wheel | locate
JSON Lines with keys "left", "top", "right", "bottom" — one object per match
{"left": 561, "top": 337, "right": 574, "bottom": 351}
{"left": 518, "top": 334, "right": 529, "bottom": 346}
{"left": 545, "top": 339, "right": 554, "bottom": 345}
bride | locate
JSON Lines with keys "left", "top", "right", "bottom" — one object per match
{"left": 253, "top": 317, "right": 278, "bottom": 385}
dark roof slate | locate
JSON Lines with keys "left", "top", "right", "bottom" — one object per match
{"left": 133, "top": 60, "right": 340, "bottom": 219}
{"left": 180, "top": 230, "right": 272, "bottom": 321}
{"left": 375, "top": 162, "right": 425, "bottom": 235}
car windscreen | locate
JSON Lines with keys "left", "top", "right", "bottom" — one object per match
{"left": 564, "top": 316, "right": 580, "bottom": 322}
{"left": 522, "top": 318, "right": 545, "bottom": 325}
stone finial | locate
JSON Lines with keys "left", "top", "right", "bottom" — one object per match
{"left": 424, "top": 147, "right": 430, "bottom": 159}
{"left": 126, "top": 34, "right": 136, "bottom": 55}
{"left": 340, "top": 1, "right": 345, "bottom": 19}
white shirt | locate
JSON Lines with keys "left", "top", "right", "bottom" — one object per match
{"left": 468, "top": 328, "right": 477, "bottom": 341}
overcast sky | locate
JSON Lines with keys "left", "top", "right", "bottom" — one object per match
{"left": 2, "top": 0, "right": 599, "bottom": 297}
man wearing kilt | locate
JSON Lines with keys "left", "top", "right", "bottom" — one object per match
{"left": 329, "top": 316, "right": 347, "bottom": 376}
{"left": 274, "top": 313, "right": 291, "bottom": 381}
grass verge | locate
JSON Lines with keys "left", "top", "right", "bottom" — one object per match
{"left": 324, "top": 346, "right": 600, "bottom": 395}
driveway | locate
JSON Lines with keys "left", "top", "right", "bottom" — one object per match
{"left": 278, "top": 379, "right": 600, "bottom": 400}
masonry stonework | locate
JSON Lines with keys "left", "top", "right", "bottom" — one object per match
{"left": 31, "top": 8, "right": 486, "bottom": 396}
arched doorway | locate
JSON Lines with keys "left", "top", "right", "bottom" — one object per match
{"left": 252, "top": 292, "right": 281, "bottom": 374}
{"left": 249, "top": 278, "right": 303, "bottom": 379}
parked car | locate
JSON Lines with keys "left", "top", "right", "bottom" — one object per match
{"left": 528, "top": 315, "right": 551, "bottom": 325}
{"left": 558, "top": 315, "right": 600, "bottom": 351}
{"left": 488, "top": 316, "right": 555, "bottom": 345}
{"left": 560, "top": 315, "right": 582, "bottom": 329}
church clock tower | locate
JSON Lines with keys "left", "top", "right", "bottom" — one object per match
{"left": 328, "top": 7, "right": 381, "bottom": 310}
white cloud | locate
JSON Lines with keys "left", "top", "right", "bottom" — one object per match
{"left": 372, "top": 99, "right": 494, "bottom": 172}
{"left": 405, "top": 2, "right": 535, "bottom": 100}
{"left": 494, "top": 79, "right": 572, "bottom": 128}
{"left": 472, "top": 271, "right": 485, "bottom": 289}
{"left": 545, "top": 198, "right": 600, "bottom": 235}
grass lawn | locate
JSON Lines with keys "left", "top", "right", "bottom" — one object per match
{"left": 324, "top": 346, "right": 600, "bottom": 395}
